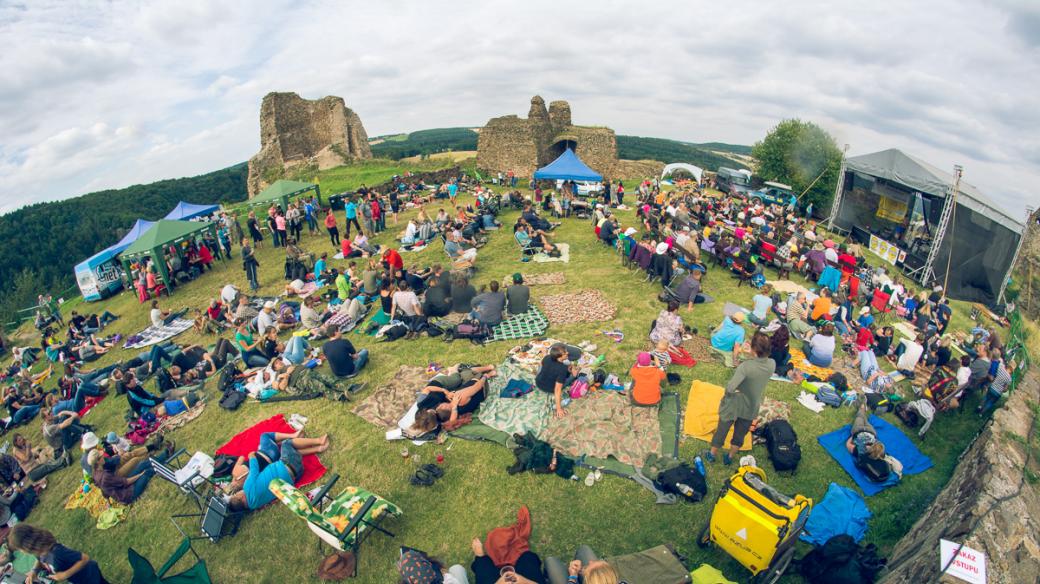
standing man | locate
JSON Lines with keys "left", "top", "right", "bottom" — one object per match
{"left": 344, "top": 197, "right": 361, "bottom": 238}
{"left": 704, "top": 333, "right": 775, "bottom": 465}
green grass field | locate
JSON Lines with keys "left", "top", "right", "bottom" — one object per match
{"left": 4, "top": 185, "right": 995, "bottom": 583}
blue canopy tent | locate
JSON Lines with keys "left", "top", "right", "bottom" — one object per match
{"left": 163, "top": 201, "right": 220, "bottom": 221}
{"left": 533, "top": 149, "right": 603, "bottom": 182}
{"left": 74, "top": 219, "right": 155, "bottom": 301}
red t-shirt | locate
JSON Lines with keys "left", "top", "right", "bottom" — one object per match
{"left": 855, "top": 327, "right": 875, "bottom": 350}
{"left": 341, "top": 239, "right": 352, "bottom": 257}
{"left": 207, "top": 302, "right": 223, "bottom": 320}
{"left": 384, "top": 249, "right": 403, "bottom": 271}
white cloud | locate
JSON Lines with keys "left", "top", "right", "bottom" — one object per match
{"left": 0, "top": 0, "right": 1036, "bottom": 222}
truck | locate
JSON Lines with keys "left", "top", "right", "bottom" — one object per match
{"left": 749, "top": 181, "right": 797, "bottom": 207}
{"left": 715, "top": 167, "right": 753, "bottom": 196}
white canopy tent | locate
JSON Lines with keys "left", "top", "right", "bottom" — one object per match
{"left": 661, "top": 163, "right": 704, "bottom": 184}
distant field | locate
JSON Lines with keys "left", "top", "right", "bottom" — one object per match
{"left": 402, "top": 150, "right": 478, "bottom": 164}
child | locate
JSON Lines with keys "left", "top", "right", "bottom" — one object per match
{"left": 8, "top": 523, "right": 110, "bottom": 583}
{"left": 629, "top": 352, "right": 666, "bottom": 406}
{"left": 651, "top": 339, "right": 672, "bottom": 370}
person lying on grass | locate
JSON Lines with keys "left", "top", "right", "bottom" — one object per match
{"left": 227, "top": 430, "right": 329, "bottom": 511}
{"left": 411, "top": 365, "right": 498, "bottom": 433}
{"left": 846, "top": 403, "right": 903, "bottom": 483}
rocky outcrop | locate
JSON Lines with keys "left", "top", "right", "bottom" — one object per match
{"left": 477, "top": 95, "right": 618, "bottom": 179}
{"left": 880, "top": 372, "right": 1040, "bottom": 584}
{"left": 247, "top": 92, "right": 371, "bottom": 196}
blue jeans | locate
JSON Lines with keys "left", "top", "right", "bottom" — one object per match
{"left": 242, "top": 349, "right": 269, "bottom": 368}
{"left": 834, "top": 320, "right": 850, "bottom": 336}
{"left": 980, "top": 387, "right": 1003, "bottom": 413}
{"left": 353, "top": 349, "right": 369, "bottom": 373}
{"left": 148, "top": 344, "right": 174, "bottom": 372}
{"left": 129, "top": 449, "right": 170, "bottom": 501}
{"left": 53, "top": 383, "right": 104, "bottom": 415}
{"left": 283, "top": 336, "right": 309, "bottom": 365}
{"left": 858, "top": 350, "right": 879, "bottom": 380}
{"left": 11, "top": 404, "right": 41, "bottom": 426}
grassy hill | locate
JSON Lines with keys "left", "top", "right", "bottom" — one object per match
{"left": 370, "top": 127, "right": 478, "bottom": 160}
{"left": 616, "top": 135, "right": 745, "bottom": 169}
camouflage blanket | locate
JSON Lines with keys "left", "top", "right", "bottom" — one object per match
{"left": 539, "top": 290, "right": 616, "bottom": 325}
{"left": 490, "top": 306, "right": 550, "bottom": 342}
{"left": 499, "top": 272, "right": 566, "bottom": 286}
{"left": 478, "top": 359, "right": 554, "bottom": 438}
{"left": 352, "top": 366, "right": 428, "bottom": 428}
{"left": 542, "top": 391, "right": 662, "bottom": 467}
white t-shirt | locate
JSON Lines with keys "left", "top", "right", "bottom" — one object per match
{"left": 824, "top": 248, "right": 839, "bottom": 263}
{"left": 221, "top": 284, "right": 239, "bottom": 305}
{"left": 392, "top": 291, "right": 420, "bottom": 316}
{"left": 404, "top": 222, "right": 418, "bottom": 240}
{"left": 150, "top": 308, "right": 163, "bottom": 328}
{"left": 897, "top": 340, "right": 924, "bottom": 371}
{"left": 956, "top": 366, "right": 971, "bottom": 388}
{"left": 257, "top": 310, "right": 277, "bottom": 335}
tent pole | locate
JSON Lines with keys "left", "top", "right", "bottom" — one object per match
{"left": 155, "top": 247, "right": 173, "bottom": 293}
{"left": 921, "top": 165, "right": 961, "bottom": 288}
{"left": 315, "top": 184, "right": 322, "bottom": 206}
{"left": 826, "top": 144, "right": 849, "bottom": 231}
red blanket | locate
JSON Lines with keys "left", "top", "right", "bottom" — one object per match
{"left": 215, "top": 414, "right": 327, "bottom": 488}
{"left": 77, "top": 395, "right": 105, "bottom": 417}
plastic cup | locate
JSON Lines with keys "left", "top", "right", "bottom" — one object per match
{"left": 400, "top": 447, "right": 409, "bottom": 459}
{"left": 436, "top": 452, "right": 445, "bottom": 464}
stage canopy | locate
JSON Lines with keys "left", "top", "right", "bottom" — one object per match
{"left": 163, "top": 201, "right": 220, "bottom": 221}
{"left": 661, "top": 163, "right": 704, "bottom": 184}
{"left": 831, "top": 148, "right": 1024, "bottom": 304}
{"left": 533, "top": 149, "right": 603, "bottom": 182}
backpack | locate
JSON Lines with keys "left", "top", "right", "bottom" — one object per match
{"left": 654, "top": 463, "right": 707, "bottom": 503}
{"left": 382, "top": 324, "right": 409, "bottom": 342}
{"left": 816, "top": 384, "right": 843, "bottom": 407}
{"left": 211, "top": 454, "right": 238, "bottom": 478}
{"left": 799, "top": 534, "right": 886, "bottom": 584}
{"left": 450, "top": 321, "right": 490, "bottom": 343}
{"left": 219, "top": 388, "right": 247, "bottom": 411}
{"left": 853, "top": 450, "right": 892, "bottom": 483}
{"left": 763, "top": 420, "right": 802, "bottom": 472}
{"left": 218, "top": 364, "right": 241, "bottom": 394}
{"left": 894, "top": 403, "right": 921, "bottom": 428}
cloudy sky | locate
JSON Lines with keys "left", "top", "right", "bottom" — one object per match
{"left": 2, "top": 0, "right": 1038, "bottom": 219}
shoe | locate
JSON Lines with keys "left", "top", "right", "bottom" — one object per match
{"left": 722, "top": 453, "right": 733, "bottom": 466}
{"left": 421, "top": 463, "right": 444, "bottom": 478}
{"left": 593, "top": 469, "right": 603, "bottom": 482}
{"left": 584, "top": 473, "right": 596, "bottom": 487}
{"left": 702, "top": 450, "right": 716, "bottom": 463}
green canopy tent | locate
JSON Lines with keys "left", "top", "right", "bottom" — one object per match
{"left": 119, "top": 220, "right": 218, "bottom": 292}
{"left": 248, "top": 179, "right": 322, "bottom": 210}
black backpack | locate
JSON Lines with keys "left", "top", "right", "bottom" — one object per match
{"left": 763, "top": 420, "right": 802, "bottom": 472}
{"left": 219, "top": 389, "right": 247, "bottom": 411}
{"left": 654, "top": 463, "right": 707, "bottom": 503}
{"left": 799, "top": 534, "right": 886, "bottom": 584}
{"left": 827, "top": 372, "right": 849, "bottom": 393}
{"left": 382, "top": 323, "right": 409, "bottom": 342}
{"left": 449, "top": 321, "right": 490, "bottom": 344}
{"left": 894, "top": 403, "right": 921, "bottom": 428}
{"left": 218, "top": 363, "right": 241, "bottom": 394}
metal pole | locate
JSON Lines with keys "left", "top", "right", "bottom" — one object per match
{"left": 921, "top": 165, "right": 961, "bottom": 287}
{"left": 826, "top": 143, "right": 849, "bottom": 230}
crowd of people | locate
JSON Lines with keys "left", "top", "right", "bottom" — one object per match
{"left": 0, "top": 171, "right": 1025, "bottom": 584}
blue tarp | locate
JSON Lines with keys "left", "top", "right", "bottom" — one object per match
{"left": 817, "top": 415, "right": 933, "bottom": 496}
{"left": 533, "top": 149, "right": 603, "bottom": 182}
{"left": 163, "top": 201, "right": 219, "bottom": 221}
{"left": 801, "top": 483, "right": 871, "bottom": 546}
{"left": 74, "top": 218, "right": 155, "bottom": 301}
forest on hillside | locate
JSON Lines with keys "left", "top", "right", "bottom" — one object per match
{"left": 0, "top": 164, "right": 248, "bottom": 326}
{"left": 616, "top": 136, "right": 743, "bottom": 170}
{"left": 370, "top": 128, "right": 479, "bottom": 159}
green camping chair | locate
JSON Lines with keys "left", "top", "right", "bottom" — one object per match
{"left": 128, "top": 537, "right": 212, "bottom": 584}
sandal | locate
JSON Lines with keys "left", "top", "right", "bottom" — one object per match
{"left": 410, "top": 469, "right": 435, "bottom": 487}
{"left": 421, "top": 463, "right": 444, "bottom": 479}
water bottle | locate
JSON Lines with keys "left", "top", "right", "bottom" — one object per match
{"left": 694, "top": 456, "right": 707, "bottom": 478}
{"left": 675, "top": 483, "right": 694, "bottom": 497}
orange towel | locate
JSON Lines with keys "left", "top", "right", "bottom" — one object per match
{"left": 485, "top": 506, "right": 532, "bottom": 567}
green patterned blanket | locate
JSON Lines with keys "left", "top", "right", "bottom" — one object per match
{"left": 490, "top": 306, "right": 550, "bottom": 342}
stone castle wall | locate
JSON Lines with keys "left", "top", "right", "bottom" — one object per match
{"left": 247, "top": 92, "right": 371, "bottom": 196}
{"left": 477, "top": 95, "right": 619, "bottom": 179}
{"left": 879, "top": 372, "right": 1040, "bottom": 583}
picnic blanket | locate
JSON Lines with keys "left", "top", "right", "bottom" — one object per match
{"left": 790, "top": 347, "right": 836, "bottom": 380}
{"left": 491, "top": 306, "right": 550, "bottom": 342}
{"left": 478, "top": 360, "right": 554, "bottom": 438}
{"left": 542, "top": 391, "right": 662, "bottom": 467}
{"left": 722, "top": 301, "right": 748, "bottom": 318}
{"left": 540, "top": 290, "right": 616, "bottom": 325}
{"left": 532, "top": 243, "right": 570, "bottom": 263}
{"left": 123, "top": 318, "right": 193, "bottom": 350}
{"left": 681, "top": 380, "right": 752, "bottom": 451}
{"left": 155, "top": 401, "right": 207, "bottom": 434}
{"left": 519, "top": 272, "right": 566, "bottom": 286}
{"left": 770, "top": 280, "right": 810, "bottom": 295}
{"left": 215, "top": 414, "right": 327, "bottom": 488}
{"left": 352, "top": 366, "right": 428, "bottom": 428}
{"left": 817, "top": 415, "right": 933, "bottom": 496}
{"left": 65, "top": 479, "right": 126, "bottom": 529}
{"left": 802, "top": 482, "right": 871, "bottom": 546}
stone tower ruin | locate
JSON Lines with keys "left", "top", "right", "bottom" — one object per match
{"left": 247, "top": 92, "right": 372, "bottom": 196}
{"left": 477, "top": 96, "right": 618, "bottom": 179}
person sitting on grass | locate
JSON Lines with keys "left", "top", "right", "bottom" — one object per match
{"left": 92, "top": 440, "right": 175, "bottom": 505}
{"left": 804, "top": 323, "right": 836, "bottom": 368}
{"left": 674, "top": 269, "right": 709, "bottom": 311}
{"left": 846, "top": 403, "right": 903, "bottom": 482}
{"left": 537, "top": 344, "right": 576, "bottom": 420}
{"left": 710, "top": 310, "right": 746, "bottom": 368}
{"left": 227, "top": 431, "right": 329, "bottom": 511}
{"left": 471, "top": 281, "right": 506, "bottom": 327}
{"left": 705, "top": 332, "right": 775, "bottom": 466}
{"left": 545, "top": 546, "right": 621, "bottom": 584}
{"left": 445, "top": 231, "right": 478, "bottom": 264}
{"left": 322, "top": 329, "right": 369, "bottom": 378}
{"left": 747, "top": 284, "right": 774, "bottom": 326}
{"left": 8, "top": 523, "right": 112, "bottom": 584}
{"left": 422, "top": 275, "right": 452, "bottom": 318}
{"left": 650, "top": 300, "right": 686, "bottom": 348}
{"left": 235, "top": 322, "right": 270, "bottom": 368}
{"left": 505, "top": 273, "right": 530, "bottom": 316}
{"left": 629, "top": 352, "right": 666, "bottom": 407}
{"left": 467, "top": 535, "right": 547, "bottom": 584}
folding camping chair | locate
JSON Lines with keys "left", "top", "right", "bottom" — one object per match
{"left": 515, "top": 231, "right": 537, "bottom": 261}
{"left": 170, "top": 493, "right": 245, "bottom": 544}
{"left": 128, "top": 537, "right": 212, "bottom": 584}
{"left": 150, "top": 449, "right": 217, "bottom": 510}
{"left": 269, "top": 474, "right": 400, "bottom": 578}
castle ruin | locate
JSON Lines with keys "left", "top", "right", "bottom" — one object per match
{"left": 247, "top": 92, "right": 372, "bottom": 196}
{"left": 477, "top": 96, "right": 619, "bottom": 178}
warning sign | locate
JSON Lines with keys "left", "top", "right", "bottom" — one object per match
{"left": 939, "top": 539, "right": 987, "bottom": 584}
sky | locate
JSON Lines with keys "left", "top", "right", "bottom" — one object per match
{"left": 1, "top": 0, "right": 1038, "bottom": 220}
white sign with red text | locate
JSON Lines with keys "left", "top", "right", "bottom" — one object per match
{"left": 940, "top": 539, "right": 987, "bottom": 584}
